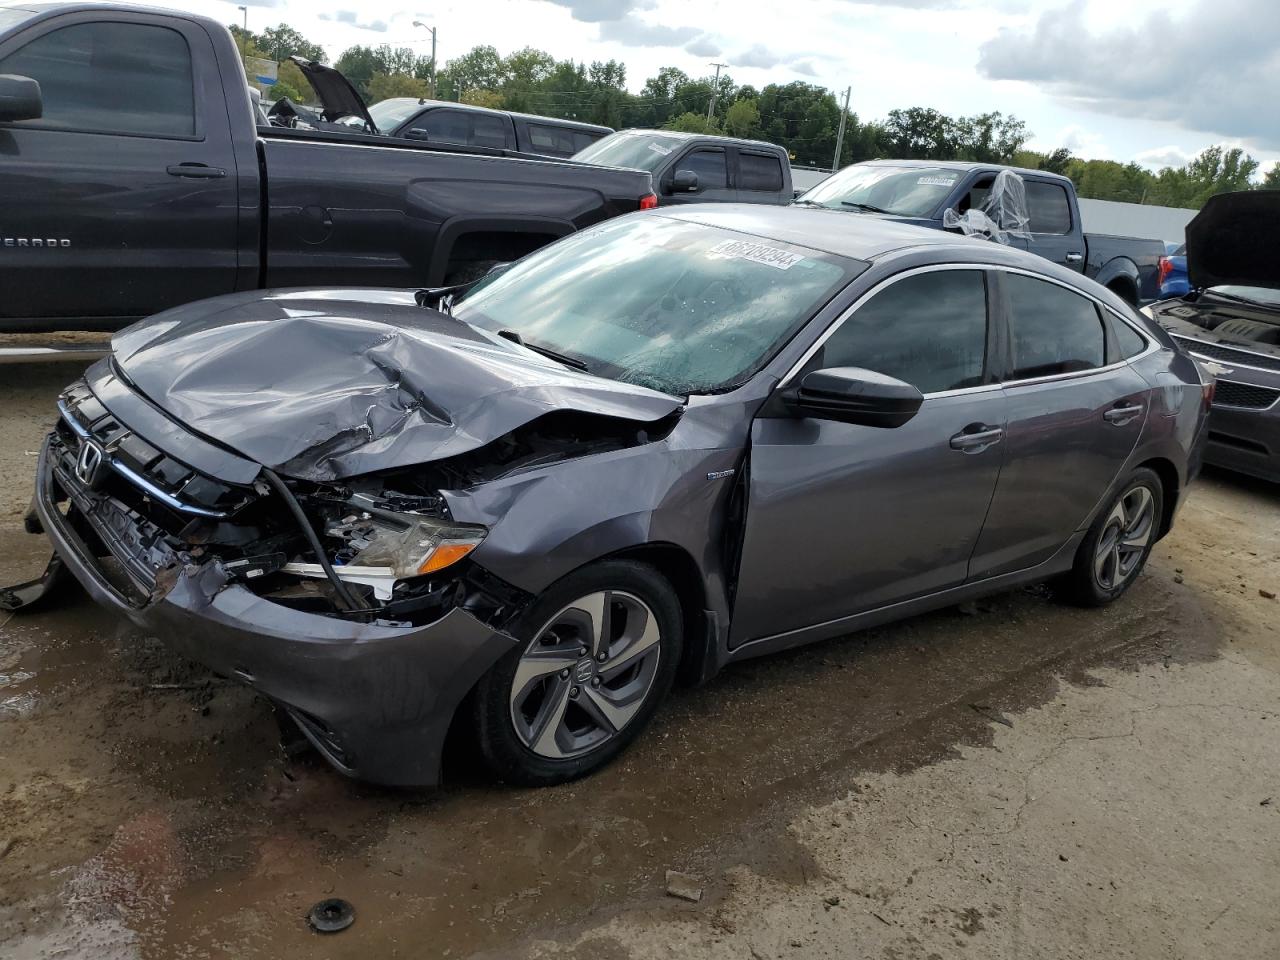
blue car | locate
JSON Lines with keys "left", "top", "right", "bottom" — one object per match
{"left": 1158, "top": 242, "right": 1190, "bottom": 298}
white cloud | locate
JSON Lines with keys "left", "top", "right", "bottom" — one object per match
{"left": 1133, "top": 145, "right": 1193, "bottom": 171}
{"left": 319, "top": 9, "right": 388, "bottom": 32}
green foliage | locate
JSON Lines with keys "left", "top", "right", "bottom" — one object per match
{"left": 883, "top": 108, "right": 1027, "bottom": 163}
{"left": 336, "top": 45, "right": 433, "bottom": 99}
{"left": 1263, "top": 163, "right": 1280, "bottom": 190}
{"left": 663, "top": 112, "right": 721, "bottom": 134}
{"left": 368, "top": 72, "right": 430, "bottom": 102}
{"left": 724, "top": 98, "right": 760, "bottom": 138}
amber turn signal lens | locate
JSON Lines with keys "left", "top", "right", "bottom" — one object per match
{"left": 417, "top": 542, "right": 478, "bottom": 574}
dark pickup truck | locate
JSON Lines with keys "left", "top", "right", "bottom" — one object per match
{"left": 0, "top": 3, "right": 656, "bottom": 332}
{"left": 798, "top": 160, "right": 1165, "bottom": 305}
{"left": 573, "top": 130, "right": 794, "bottom": 207}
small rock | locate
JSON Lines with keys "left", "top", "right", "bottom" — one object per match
{"left": 665, "top": 870, "right": 703, "bottom": 903}
{"left": 824, "top": 894, "right": 842, "bottom": 907}
{"left": 790, "top": 939, "right": 803, "bottom": 948}
{"left": 1260, "top": 589, "right": 1276, "bottom": 600}
{"left": 0, "top": 838, "right": 15, "bottom": 859}
{"left": 1173, "top": 574, "right": 1184, "bottom": 584}
{"left": 1058, "top": 854, "right": 1069, "bottom": 862}
{"left": 1175, "top": 567, "right": 1183, "bottom": 574}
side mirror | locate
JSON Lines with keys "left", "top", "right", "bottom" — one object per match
{"left": 782, "top": 367, "right": 923, "bottom": 428}
{"left": 404, "top": 127, "right": 430, "bottom": 141}
{"left": 671, "top": 169, "right": 698, "bottom": 192}
{"left": 0, "top": 74, "right": 42, "bottom": 123}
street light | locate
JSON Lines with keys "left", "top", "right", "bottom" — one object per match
{"left": 411, "top": 20, "right": 437, "bottom": 99}
{"left": 236, "top": 5, "right": 248, "bottom": 66}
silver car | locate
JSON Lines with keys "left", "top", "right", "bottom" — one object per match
{"left": 8, "top": 206, "right": 1211, "bottom": 787}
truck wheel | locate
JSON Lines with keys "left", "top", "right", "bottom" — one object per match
{"left": 1059, "top": 467, "right": 1163, "bottom": 607}
{"left": 472, "top": 561, "right": 683, "bottom": 786}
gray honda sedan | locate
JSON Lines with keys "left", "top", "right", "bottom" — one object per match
{"left": 10, "top": 206, "right": 1210, "bottom": 787}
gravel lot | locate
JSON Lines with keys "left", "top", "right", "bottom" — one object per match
{"left": 1, "top": 360, "right": 1277, "bottom": 959}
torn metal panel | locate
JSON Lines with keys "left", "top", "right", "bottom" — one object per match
{"left": 109, "top": 289, "right": 683, "bottom": 482}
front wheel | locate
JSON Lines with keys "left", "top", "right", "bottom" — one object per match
{"left": 1059, "top": 467, "right": 1163, "bottom": 606}
{"left": 472, "top": 560, "right": 683, "bottom": 786}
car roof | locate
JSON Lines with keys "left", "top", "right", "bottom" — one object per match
{"left": 658, "top": 204, "right": 967, "bottom": 262}
{"left": 854, "top": 158, "right": 1072, "bottom": 186}
{"left": 607, "top": 128, "right": 784, "bottom": 152}
{"left": 656, "top": 204, "right": 1137, "bottom": 314}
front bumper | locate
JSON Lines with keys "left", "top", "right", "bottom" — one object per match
{"left": 1204, "top": 402, "right": 1280, "bottom": 482}
{"left": 34, "top": 434, "right": 516, "bottom": 787}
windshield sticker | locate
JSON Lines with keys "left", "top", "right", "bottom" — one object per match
{"left": 648, "top": 142, "right": 674, "bottom": 156}
{"left": 707, "top": 239, "right": 804, "bottom": 271}
{"left": 917, "top": 175, "right": 957, "bottom": 186}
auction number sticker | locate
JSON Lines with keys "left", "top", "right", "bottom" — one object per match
{"left": 917, "top": 175, "right": 957, "bottom": 186}
{"left": 648, "top": 142, "right": 674, "bottom": 156}
{"left": 706, "top": 239, "right": 804, "bottom": 270}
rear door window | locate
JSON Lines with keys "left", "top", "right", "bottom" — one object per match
{"left": 1004, "top": 273, "right": 1106, "bottom": 379}
{"left": 470, "top": 113, "right": 512, "bottom": 149}
{"left": 681, "top": 148, "right": 728, "bottom": 189}
{"left": 816, "top": 270, "right": 989, "bottom": 394}
{"left": 740, "top": 151, "right": 784, "bottom": 192}
{"left": 1024, "top": 181, "right": 1072, "bottom": 234}
{"left": 0, "top": 20, "right": 195, "bottom": 137}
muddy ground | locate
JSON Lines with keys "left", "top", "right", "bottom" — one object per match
{"left": 1, "top": 361, "right": 1277, "bottom": 959}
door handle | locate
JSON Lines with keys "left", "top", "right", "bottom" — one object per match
{"left": 1065, "top": 252, "right": 1083, "bottom": 263}
{"left": 1103, "top": 404, "right": 1144, "bottom": 425}
{"left": 949, "top": 425, "right": 1004, "bottom": 452}
{"left": 166, "top": 163, "right": 226, "bottom": 179}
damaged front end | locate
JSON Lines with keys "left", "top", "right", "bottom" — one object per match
{"left": 22, "top": 382, "right": 553, "bottom": 786}
{"left": 20, "top": 367, "right": 679, "bottom": 786}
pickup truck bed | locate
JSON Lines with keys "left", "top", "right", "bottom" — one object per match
{"left": 0, "top": 2, "right": 654, "bottom": 332}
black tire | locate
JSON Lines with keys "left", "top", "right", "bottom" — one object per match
{"left": 472, "top": 560, "right": 683, "bottom": 786}
{"left": 1059, "top": 467, "right": 1164, "bottom": 607}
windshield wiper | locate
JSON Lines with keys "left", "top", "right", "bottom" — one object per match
{"left": 839, "top": 201, "right": 892, "bottom": 214}
{"left": 1203, "top": 288, "right": 1275, "bottom": 308}
{"left": 496, "top": 329, "right": 588, "bottom": 370}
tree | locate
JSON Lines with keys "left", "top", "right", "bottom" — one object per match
{"left": 439, "top": 46, "right": 506, "bottom": 101}
{"left": 461, "top": 88, "right": 504, "bottom": 108}
{"left": 955, "top": 112, "right": 1028, "bottom": 163}
{"left": 724, "top": 98, "right": 761, "bottom": 138}
{"left": 884, "top": 107, "right": 960, "bottom": 159}
{"left": 663, "top": 112, "right": 720, "bottom": 134}
{"left": 257, "top": 24, "right": 326, "bottom": 63}
{"left": 368, "top": 72, "right": 430, "bottom": 102}
{"left": 1262, "top": 163, "right": 1280, "bottom": 190}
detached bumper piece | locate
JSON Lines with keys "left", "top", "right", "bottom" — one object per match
{"left": 32, "top": 432, "right": 516, "bottom": 787}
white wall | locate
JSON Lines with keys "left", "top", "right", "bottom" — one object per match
{"left": 787, "top": 167, "right": 1196, "bottom": 245}
{"left": 1076, "top": 198, "right": 1195, "bottom": 244}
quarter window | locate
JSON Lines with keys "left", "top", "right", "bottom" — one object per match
{"left": 1004, "top": 273, "right": 1106, "bottom": 380}
{"left": 420, "top": 109, "right": 470, "bottom": 145}
{"left": 815, "top": 270, "right": 989, "bottom": 394}
{"left": 1114, "top": 321, "right": 1148, "bottom": 359}
{"left": 680, "top": 148, "right": 728, "bottom": 190}
{"left": 740, "top": 152, "right": 784, "bottom": 192}
{"left": 470, "top": 113, "right": 512, "bottom": 149}
{"left": 0, "top": 21, "right": 195, "bottom": 137}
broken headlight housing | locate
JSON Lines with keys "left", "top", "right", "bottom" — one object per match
{"left": 283, "top": 497, "right": 487, "bottom": 601}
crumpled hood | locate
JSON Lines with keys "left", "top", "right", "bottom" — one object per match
{"left": 110, "top": 289, "right": 682, "bottom": 481}
{"left": 1186, "top": 190, "right": 1280, "bottom": 292}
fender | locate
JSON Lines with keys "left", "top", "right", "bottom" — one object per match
{"left": 427, "top": 215, "right": 576, "bottom": 285}
{"left": 1092, "top": 255, "right": 1140, "bottom": 302}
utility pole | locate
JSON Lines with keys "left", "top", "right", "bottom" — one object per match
{"left": 832, "top": 85, "right": 851, "bottom": 172}
{"left": 237, "top": 5, "right": 248, "bottom": 66}
{"left": 412, "top": 21, "right": 438, "bottom": 99}
{"left": 706, "top": 62, "right": 728, "bottom": 122}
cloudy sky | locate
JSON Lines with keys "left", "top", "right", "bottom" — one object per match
{"left": 180, "top": 0, "right": 1274, "bottom": 172}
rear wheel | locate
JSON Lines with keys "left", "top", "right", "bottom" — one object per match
{"left": 1060, "top": 467, "right": 1163, "bottom": 606}
{"left": 473, "top": 561, "right": 682, "bottom": 786}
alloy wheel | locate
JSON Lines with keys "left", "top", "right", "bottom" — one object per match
{"left": 509, "top": 590, "right": 663, "bottom": 760}
{"left": 1093, "top": 484, "right": 1156, "bottom": 591}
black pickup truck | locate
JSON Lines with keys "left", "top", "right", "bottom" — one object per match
{"left": 0, "top": 2, "right": 656, "bottom": 332}
{"left": 798, "top": 160, "right": 1165, "bottom": 305}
